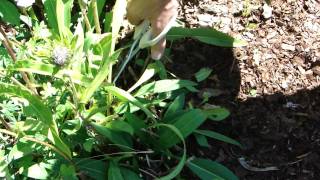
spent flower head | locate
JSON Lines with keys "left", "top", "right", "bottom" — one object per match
{"left": 52, "top": 46, "right": 70, "bottom": 66}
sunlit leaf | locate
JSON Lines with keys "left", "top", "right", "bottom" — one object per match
{"left": 202, "top": 108, "right": 230, "bottom": 121}
{"left": 103, "top": 86, "right": 156, "bottom": 120}
{"left": 12, "top": 60, "right": 93, "bottom": 87}
{"left": 134, "top": 79, "right": 197, "bottom": 97}
{"left": 128, "top": 63, "right": 158, "bottom": 93}
{"left": 0, "top": 82, "right": 71, "bottom": 158}
{"left": 80, "top": 49, "right": 121, "bottom": 103}
{"left": 167, "top": 27, "right": 248, "bottom": 47}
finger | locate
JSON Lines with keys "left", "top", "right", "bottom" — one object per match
{"left": 150, "top": 0, "right": 178, "bottom": 59}
{"left": 127, "top": 0, "right": 158, "bottom": 25}
{"left": 151, "top": 38, "right": 166, "bottom": 60}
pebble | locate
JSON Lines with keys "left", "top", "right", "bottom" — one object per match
{"left": 262, "top": 4, "right": 273, "bottom": 19}
{"left": 281, "top": 43, "right": 296, "bottom": 51}
{"left": 197, "top": 14, "right": 212, "bottom": 24}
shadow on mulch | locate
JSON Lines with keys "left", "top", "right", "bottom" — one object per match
{"left": 167, "top": 39, "right": 320, "bottom": 179}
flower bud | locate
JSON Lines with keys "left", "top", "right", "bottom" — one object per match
{"left": 52, "top": 46, "right": 69, "bottom": 66}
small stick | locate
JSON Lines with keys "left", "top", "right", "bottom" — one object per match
{"left": 0, "top": 26, "right": 38, "bottom": 95}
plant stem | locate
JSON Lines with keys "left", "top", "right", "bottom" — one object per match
{"left": 92, "top": 0, "right": 101, "bottom": 34}
{"left": 78, "top": 0, "right": 91, "bottom": 31}
{"left": 0, "top": 117, "right": 12, "bottom": 131}
{"left": 0, "top": 26, "right": 38, "bottom": 95}
{"left": 0, "top": 71, "right": 31, "bottom": 92}
{"left": 0, "top": 129, "right": 72, "bottom": 162}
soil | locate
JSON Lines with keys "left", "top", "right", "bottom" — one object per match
{"left": 166, "top": 0, "right": 320, "bottom": 179}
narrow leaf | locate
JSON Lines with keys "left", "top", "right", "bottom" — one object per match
{"left": 128, "top": 63, "right": 158, "bottom": 93}
{"left": 167, "top": 27, "right": 247, "bottom": 47}
{"left": 91, "top": 123, "right": 132, "bottom": 148}
{"left": 155, "top": 124, "right": 186, "bottom": 180}
{"left": 195, "top": 130, "right": 242, "bottom": 147}
{"left": 158, "top": 109, "right": 206, "bottom": 148}
{"left": 134, "top": 79, "right": 197, "bottom": 97}
{"left": 187, "top": 158, "right": 238, "bottom": 180}
{"left": 104, "top": 86, "right": 156, "bottom": 120}
{"left": 163, "top": 94, "right": 185, "bottom": 122}
{"left": 80, "top": 49, "right": 121, "bottom": 103}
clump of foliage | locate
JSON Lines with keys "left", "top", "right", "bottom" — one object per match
{"left": 0, "top": 0, "right": 246, "bottom": 179}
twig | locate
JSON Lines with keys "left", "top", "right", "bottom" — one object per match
{"left": 78, "top": 0, "right": 91, "bottom": 31}
{"left": 0, "top": 26, "right": 38, "bottom": 95}
{"left": 0, "top": 129, "right": 72, "bottom": 162}
{"left": 139, "top": 168, "right": 158, "bottom": 179}
{"left": 0, "top": 117, "right": 12, "bottom": 131}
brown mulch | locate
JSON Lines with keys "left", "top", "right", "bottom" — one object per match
{"left": 166, "top": 0, "right": 320, "bottom": 179}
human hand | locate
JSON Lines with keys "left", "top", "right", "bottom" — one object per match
{"left": 127, "top": 0, "right": 179, "bottom": 60}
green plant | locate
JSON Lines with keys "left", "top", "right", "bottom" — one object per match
{"left": 0, "top": 0, "right": 246, "bottom": 179}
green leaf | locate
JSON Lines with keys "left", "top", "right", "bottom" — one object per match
{"left": 134, "top": 79, "right": 197, "bottom": 97}
{"left": 12, "top": 60, "right": 93, "bottom": 87}
{"left": 158, "top": 109, "right": 207, "bottom": 148}
{"left": 163, "top": 94, "right": 185, "bottom": 122}
{"left": 128, "top": 63, "right": 158, "bottom": 93}
{"left": 80, "top": 49, "right": 121, "bottom": 103}
{"left": 203, "top": 108, "right": 230, "bottom": 121}
{"left": 108, "top": 161, "right": 124, "bottom": 180}
{"left": 194, "top": 134, "right": 210, "bottom": 148}
{"left": 124, "top": 113, "right": 148, "bottom": 142}
{"left": 120, "top": 168, "right": 142, "bottom": 180}
{"left": 74, "top": 159, "right": 107, "bottom": 180}
{"left": 155, "top": 124, "right": 186, "bottom": 180}
{"left": 60, "top": 164, "right": 77, "bottom": 180}
{"left": 0, "top": 0, "right": 20, "bottom": 25}
{"left": 104, "top": 86, "right": 156, "bottom": 120}
{"left": 27, "top": 163, "right": 49, "bottom": 180}
{"left": 8, "top": 140, "right": 34, "bottom": 162}
{"left": 167, "top": 27, "right": 247, "bottom": 47}
{"left": 195, "top": 68, "right": 213, "bottom": 82}
{"left": 106, "top": 120, "right": 134, "bottom": 136}
{"left": 42, "top": 0, "right": 58, "bottom": 34}
{"left": 104, "top": 12, "right": 113, "bottom": 32}
{"left": 91, "top": 122, "right": 132, "bottom": 148}
{"left": 56, "top": 0, "right": 73, "bottom": 38}
{"left": 0, "top": 150, "right": 12, "bottom": 179}
{"left": 187, "top": 158, "right": 238, "bottom": 180}
{"left": 195, "top": 130, "right": 242, "bottom": 147}
{"left": 0, "top": 82, "right": 71, "bottom": 158}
